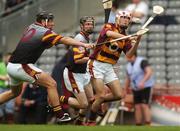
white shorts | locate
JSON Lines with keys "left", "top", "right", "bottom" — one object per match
{"left": 63, "top": 67, "right": 90, "bottom": 94}
{"left": 7, "top": 62, "right": 42, "bottom": 86}
{"left": 87, "top": 60, "right": 118, "bottom": 84}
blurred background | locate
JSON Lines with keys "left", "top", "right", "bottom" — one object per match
{"left": 0, "top": 0, "right": 180, "bottom": 126}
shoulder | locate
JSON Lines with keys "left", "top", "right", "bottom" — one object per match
{"left": 139, "top": 57, "right": 149, "bottom": 69}
{"left": 137, "top": 57, "right": 147, "bottom": 63}
{"left": 31, "top": 23, "right": 49, "bottom": 33}
{"left": 74, "top": 33, "right": 85, "bottom": 41}
{"left": 104, "top": 23, "right": 114, "bottom": 29}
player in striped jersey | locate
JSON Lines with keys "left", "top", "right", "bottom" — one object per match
{"left": 60, "top": 16, "right": 95, "bottom": 125}
{"left": 87, "top": 10, "right": 143, "bottom": 123}
{"left": 0, "top": 11, "right": 93, "bottom": 123}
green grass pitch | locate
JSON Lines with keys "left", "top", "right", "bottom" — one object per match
{"left": 0, "top": 125, "right": 180, "bottom": 131}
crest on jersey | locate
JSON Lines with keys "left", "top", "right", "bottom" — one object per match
{"left": 108, "top": 42, "right": 119, "bottom": 52}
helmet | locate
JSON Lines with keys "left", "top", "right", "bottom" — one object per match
{"left": 80, "top": 16, "right": 95, "bottom": 26}
{"left": 36, "top": 11, "right": 54, "bottom": 22}
{"left": 115, "top": 10, "right": 132, "bottom": 22}
{"left": 115, "top": 10, "right": 132, "bottom": 30}
{"left": 80, "top": 16, "right": 95, "bottom": 34}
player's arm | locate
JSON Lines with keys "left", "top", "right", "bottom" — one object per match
{"left": 60, "top": 36, "right": 93, "bottom": 49}
{"left": 75, "top": 57, "right": 89, "bottom": 64}
{"left": 42, "top": 31, "right": 93, "bottom": 49}
{"left": 141, "top": 60, "right": 153, "bottom": 84}
{"left": 124, "top": 36, "right": 142, "bottom": 58}
{"left": 106, "top": 30, "right": 126, "bottom": 39}
{"left": 142, "top": 66, "right": 153, "bottom": 83}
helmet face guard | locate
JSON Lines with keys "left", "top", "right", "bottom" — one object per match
{"left": 115, "top": 11, "right": 132, "bottom": 30}
{"left": 80, "top": 16, "right": 95, "bottom": 34}
{"left": 36, "top": 11, "right": 54, "bottom": 23}
{"left": 80, "top": 16, "right": 95, "bottom": 27}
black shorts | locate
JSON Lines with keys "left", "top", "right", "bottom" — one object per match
{"left": 132, "top": 87, "right": 152, "bottom": 104}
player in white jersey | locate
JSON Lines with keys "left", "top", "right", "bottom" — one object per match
{"left": 60, "top": 16, "right": 95, "bottom": 125}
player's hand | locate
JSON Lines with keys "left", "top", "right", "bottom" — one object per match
{"left": 138, "top": 81, "right": 145, "bottom": 90}
{"left": 129, "top": 37, "right": 137, "bottom": 44}
{"left": 83, "top": 43, "right": 96, "bottom": 49}
{"left": 24, "top": 100, "right": 35, "bottom": 107}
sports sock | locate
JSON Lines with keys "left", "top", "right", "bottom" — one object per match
{"left": 59, "top": 95, "right": 69, "bottom": 104}
{"left": 52, "top": 105, "right": 64, "bottom": 118}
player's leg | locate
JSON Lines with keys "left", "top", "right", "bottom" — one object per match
{"left": 64, "top": 92, "right": 88, "bottom": 109}
{"left": 16, "top": 63, "right": 71, "bottom": 122}
{"left": 60, "top": 68, "right": 90, "bottom": 109}
{"left": 5, "top": 96, "right": 15, "bottom": 124}
{"left": 74, "top": 82, "right": 94, "bottom": 125}
{"left": 102, "top": 67, "right": 123, "bottom": 102}
{"left": 85, "top": 78, "right": 105, "bottom": 125}
{"left": 135, "top": 104, "right": 143, "bottom": 125}
{"left": 0, "top": 63, "right": 30, "bottom": 105}
{"left": 91, "top": 78, "right": 106, "bottom": 113}
{"left": 86, "top": 60, "right": 106, "bottom": 124}
{"left": 104, "top": 79, "right": 123, "bottom": 102}
{"left": 35, "top": 72, "right": 71, "bottom": 122}
{"left": 0, "top": 84, "right": 22, "bottom": 105}
{"left": 142, "top": 103, "right": 151, "bottom": 125}
{"left": 133, "top": 90, "right": 143, "bottom": 125}
{"left": 84, "top": 82, "right": 94, "bottom": 103}
{"left": 141, "top": 88, "right": 152, "bottom": 125}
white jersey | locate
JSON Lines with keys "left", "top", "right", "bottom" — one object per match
{"left": 63, "top": 32, "right": 91, "bottom": 94}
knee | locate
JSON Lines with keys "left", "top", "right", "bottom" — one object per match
{"left": 114, "top": 92, "right": 122, "bottom": 100}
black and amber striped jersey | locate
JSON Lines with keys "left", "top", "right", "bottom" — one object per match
{"left": 90, "top": 23, "right": 132, "bottom": 64}
{"left": 9, "top": 22, "right": 63, "bottom": 64}
{"left": 66, "top": 31, "right": 90, "bottom": 73}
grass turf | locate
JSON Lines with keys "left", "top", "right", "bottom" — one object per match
{"left": 0, "top": 125, "right": 180, "bottom": 131}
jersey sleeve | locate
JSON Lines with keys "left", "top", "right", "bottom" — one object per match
{"left": 42, "top": 30, "right": 63, "bottom": 46}
{"left": 141, "top": 59, "right": 149, "bottom": 70}
{"left": 100, "top": 23, "right": 113, "bottom": 37}
{"left": 73, "top": 46, "right": 86, "bottom": 61}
